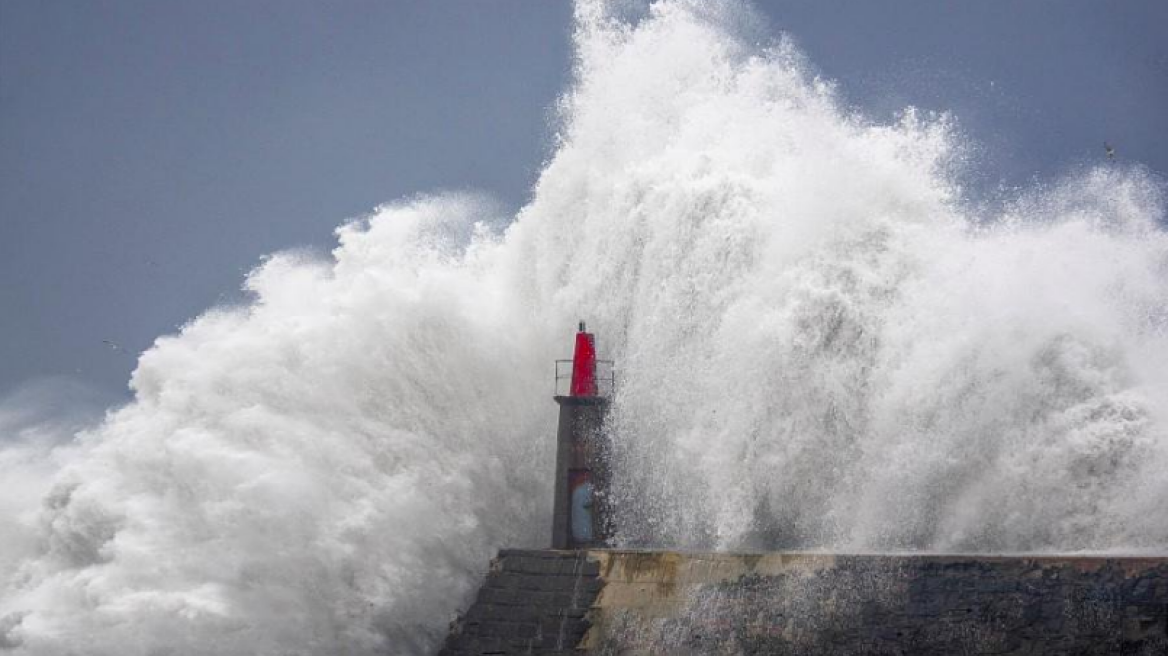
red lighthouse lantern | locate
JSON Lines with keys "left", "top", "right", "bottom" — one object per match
{"left": 569, "top": 323, "right": 598, "bottom": 397}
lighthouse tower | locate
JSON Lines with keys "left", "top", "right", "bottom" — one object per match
{"left": 551, "top": 322, "right": 612, "bottom": 549}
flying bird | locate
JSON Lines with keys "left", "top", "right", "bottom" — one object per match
{"left": 1104, "top": 142, "right": 1115, "bottom": 160}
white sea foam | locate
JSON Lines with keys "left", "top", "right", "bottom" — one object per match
{"left": 2, "top": 1, "right": 1166, "bottom": 654}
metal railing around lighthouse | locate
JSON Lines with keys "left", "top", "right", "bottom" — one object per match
{"left": 554, "top": 358, "right": 616, "bottom": 397}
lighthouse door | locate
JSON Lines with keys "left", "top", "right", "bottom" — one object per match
{"left": 569, "top": 470, "right": 594, "bottom": 543}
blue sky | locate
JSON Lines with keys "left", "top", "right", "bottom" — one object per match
{"left": 2, "top": 0, "right": 1165, "bottom": 405}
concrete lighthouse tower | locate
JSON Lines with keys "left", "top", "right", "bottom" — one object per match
{"left": 551, "top": 322, "right": 612, "bottom": 549}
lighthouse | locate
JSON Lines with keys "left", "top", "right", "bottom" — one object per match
{"left": 551, "top": 322, "right": 613, "bottom": 549}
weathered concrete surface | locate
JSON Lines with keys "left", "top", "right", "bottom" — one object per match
{"left": 442, "top": 550, "right": 1168, "bottom": 655}
{"left": 439, "top": 550, "right": 603, "bottom": 656}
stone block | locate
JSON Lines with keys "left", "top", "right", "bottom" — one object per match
{"left": 443, "top": 551, "right": 1168, "bottom": 654}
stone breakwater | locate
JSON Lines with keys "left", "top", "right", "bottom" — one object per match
{"left": 440, "top": 550, "right": 1168, "bottom": 655}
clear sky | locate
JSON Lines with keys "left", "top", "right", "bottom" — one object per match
{"left": 2, "top": 0, "right": 1166, "bottom": 405}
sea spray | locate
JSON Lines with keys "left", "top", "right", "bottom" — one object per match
{"left": 2, "top": 1, "right": 1167, "bottom": 654}
{"left": 1, "top": 193, "right": 558, "bottom": 654}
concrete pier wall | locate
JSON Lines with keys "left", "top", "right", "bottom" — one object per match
{"left": 441, "top": 550, "right": 1168, "bottom": 655}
